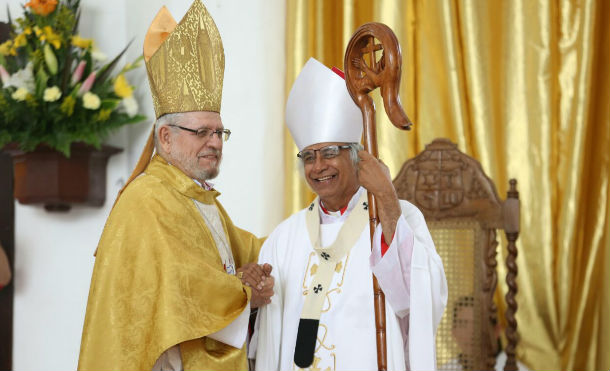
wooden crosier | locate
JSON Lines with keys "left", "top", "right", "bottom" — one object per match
{"left": 344, "top": 23, "right": 412, "bottom": 371}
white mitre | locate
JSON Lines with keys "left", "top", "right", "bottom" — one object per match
{"left": 286, "top": 58, "right": 363, "bottom": 151}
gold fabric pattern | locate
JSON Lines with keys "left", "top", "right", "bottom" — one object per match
{"left": 145, "top": 0, "right": 224, "bottom": 118}
{"left": 78, "top": 155, "right": 261, "bottom": 371}
{"left": 284, "top": 1, "right": 610, "bottom": 370}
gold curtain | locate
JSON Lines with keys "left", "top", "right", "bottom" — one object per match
{"left": 284, "top": 1, "right": 610, "bottom": 370}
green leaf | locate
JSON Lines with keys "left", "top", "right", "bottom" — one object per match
{"left": 55, "top": 133, "right": 72, "bottom": 157}
{"left": 72, "top": 8, "right": 81, "bottom": 34}
{"left": 0, "top": 131, "right": 11, "bottom": 148}
{"left": 123, "top": 114, "right": 147, "bottom": 125}
{"left": 36, "top": 67, "right": 49, "bottom": 97}
{"left": 100, "top": 98, "right": 119, "bottom": 110}
{"left": 119, "top": 54, "right": 144, "bottom": 74}
{"left": 6, "top": 5, "right": 13, "bottom": 31}
{"left": 60, "top": 46, "right": 75, "bottom": 91}
{"left": 94, "top": 39, "right": 133, "bottom": 87}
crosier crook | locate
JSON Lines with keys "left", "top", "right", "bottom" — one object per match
{"left": 344, "top": 23, "right": 412, "bottom": 371}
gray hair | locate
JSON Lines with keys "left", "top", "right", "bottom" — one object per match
{"left": 154, "top": 112, "right": 183, "bottom": 154}
{"left": 347, "top": 143, "right": 364, "bottom": 165}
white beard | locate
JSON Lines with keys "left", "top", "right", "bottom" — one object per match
{"left": 171, "top": 146, "right": 222, "bottom": 181}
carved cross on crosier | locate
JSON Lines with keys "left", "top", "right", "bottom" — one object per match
{"left": 351, "top": 36, "right": 384, "bottom": 85}
{"left": 345, "top": 23, "right": 412, "bottom": 132}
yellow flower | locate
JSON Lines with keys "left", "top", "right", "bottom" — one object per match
{"left": 43, "top": 86, "right": 62, "bottom": 102}
{"left": 25, "top": 94, "right": 38, "bottom": 108}
{"left": 96, "top": 108, "right": 112, "bottom": 122}
{"left": 33, "top": 26, "right": 42, "bottom": 37}
{"left": 13, "top": 33, "right": 28, "bottom": 48}
{"left": 82, "top": 92, "right": 101, "bottom": 110}
{"left": 39, "top": 26, "right": 61, "bottom": 49}
{"left": 11, "top": 87, "right": 29, "bottom": 101}
{"left": 113, "top": 74, "right": 133, "bottom": 98}
{"left": 72, "top": 35, "right": 93, "bottom": 49}
{"left": 4, "top": 34, "right": 27, "bottom": 58}
{"left": 0, "top": 40, "right": 12, "bottom": 56}
{"left": 60, "top": 95, "right": 75, "bottom": 116}
{"left": 23, "top": 27, "right": 33, "bottom": 35}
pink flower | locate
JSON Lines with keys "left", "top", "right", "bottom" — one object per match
{"left": 78, "top": 71, "right": 96, "bottom": 95}
{"left": 71, "top": 61, "right": 86, "bottom": 85}
{"left": 0, "top": 65, "right": 10, "bottom": 86}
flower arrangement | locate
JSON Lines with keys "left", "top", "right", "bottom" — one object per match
{"left": 0, "top": 0, "right": 145, "bottom": 156}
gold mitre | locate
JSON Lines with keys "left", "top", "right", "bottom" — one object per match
{"left": 144, "top": 0, "right": 225, "bottom": 118}
{"left": 105, "top": 0, "right": 224, "bottom": 216}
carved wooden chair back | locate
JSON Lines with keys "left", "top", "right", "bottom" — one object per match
{"left": 393, "top": 138, "right": 520, "bottom": 371}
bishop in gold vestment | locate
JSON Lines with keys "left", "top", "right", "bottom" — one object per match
{"left": 78, "top": 1, "right": 270, "bottom": 370}
{"left": 79, "top": 155, "right": 261, "bottom": 370}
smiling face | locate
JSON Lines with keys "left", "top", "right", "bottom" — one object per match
{"left": 159, "top": 111, "right": 224, "bottom": 182}
{"left": 303, "top": 142, "right": 360, "bottom": 211}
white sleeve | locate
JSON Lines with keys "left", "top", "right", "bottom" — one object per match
{"left": 403, "top": 201, "right": 448, "bottom": 371}
{"left": 207, "top": 302, "right": 250, "bottom": 348}
{"left": 151, "top": 345, "right": 182, "bottom": 371}
{"left": 369, "top": 201, "right": 448, "bottom": 370}
{"left": 369, "top": 215, "right": 414, "bottom": 318}
{"left": 251, "top": 234, "right": 283, "bottom": 371}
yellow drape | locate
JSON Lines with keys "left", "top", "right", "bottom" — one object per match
{"left": 284, "top": 1, "right": 610, "bottom": 370}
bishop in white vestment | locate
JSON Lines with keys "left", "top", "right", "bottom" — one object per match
{"left": 250, "top": 58, "right": 448, "bottom": 371}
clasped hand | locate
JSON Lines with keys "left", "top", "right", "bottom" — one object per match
{"left": 236, "top": 263, "right": 274, "bottom": 308}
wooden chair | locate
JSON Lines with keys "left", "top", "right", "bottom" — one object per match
{"left": 393, "top": 138, "right": 520, "bottom": 371}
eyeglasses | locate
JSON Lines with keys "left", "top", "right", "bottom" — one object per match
{"left": 297, "top": 145, "right": 351, "bottom": 164}
{"left": 169, "top": 124, "right": 231, "bottom": 142}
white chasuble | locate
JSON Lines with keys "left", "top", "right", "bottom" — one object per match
{"left": 251, "top": 188, "right": 447, "bottom": 371}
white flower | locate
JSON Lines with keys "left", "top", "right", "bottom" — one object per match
{"left": 82, "top": 92, "right": 101, "bottom": 110}
{"left": 91, "top": 48, "right": 107, "bottom": 62}
{"left": 122, "top": 96, "right": 138, "bottom": 117}
{"left": 5, "top": 62, "right": 35, "bottom": 93}
{"left": 43, "top": 86, "right": 62, "bottom": 102}
{"left": 11, "top": 87, "right": 29, "bottom": 101}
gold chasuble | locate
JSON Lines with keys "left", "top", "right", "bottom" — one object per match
{"left": 79, "top": 155, "right": 260, "bottom": 370}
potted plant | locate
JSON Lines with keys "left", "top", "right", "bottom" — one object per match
{"left": 0, "top": 0, "right": 146, "bottom": 211}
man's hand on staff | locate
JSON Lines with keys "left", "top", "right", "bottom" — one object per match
{"left": 357, "top": 150, "right": 401, "bottom": 245}
{"left": 237, "top": 263, "right": 274, "bottom": 308}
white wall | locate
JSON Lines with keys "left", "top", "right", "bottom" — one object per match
{"left": 2, "top": 1, "right": 285, "bottom": 370}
